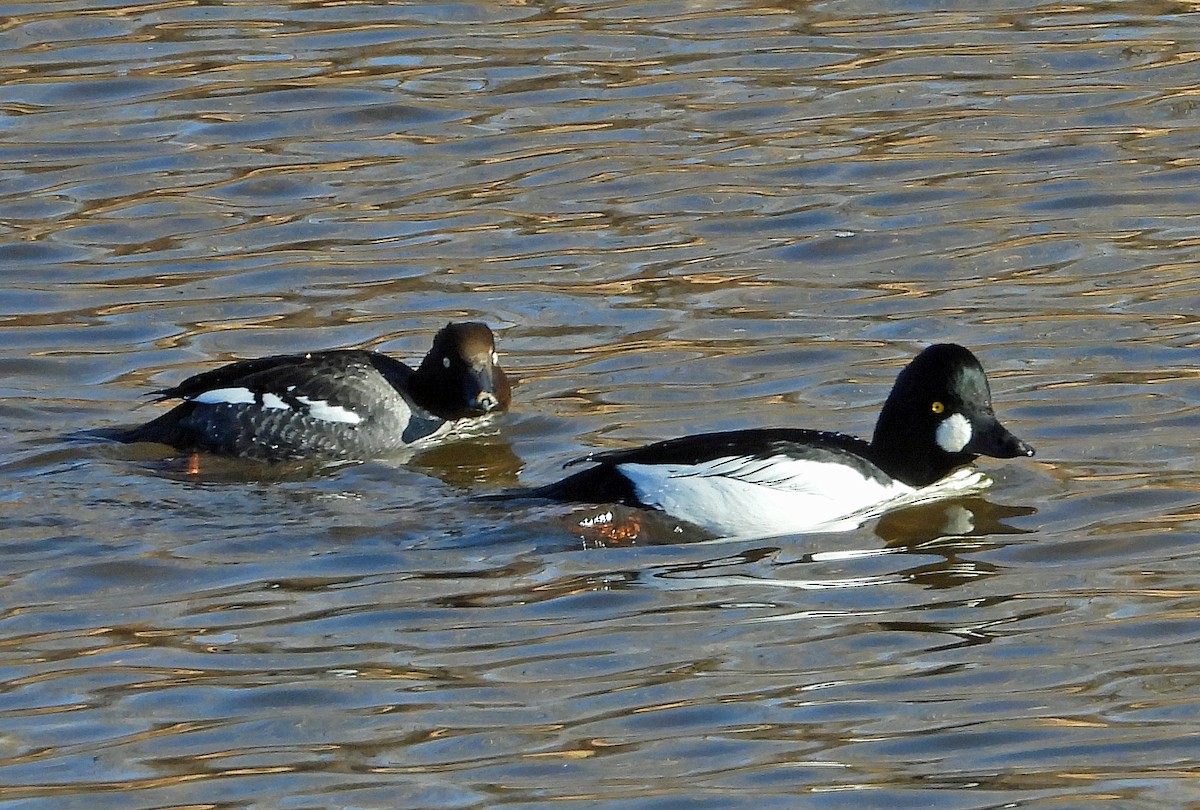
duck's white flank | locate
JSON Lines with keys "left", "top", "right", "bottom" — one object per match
{"left": 616, "top": 457, "right": 994, "bottom": 540}
{"left": 616, "top": 454, "right": 914, "bottom": 539}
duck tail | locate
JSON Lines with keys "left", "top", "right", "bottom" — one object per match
{"left": 477, "top": 463, "right": 638, "bottom": 506}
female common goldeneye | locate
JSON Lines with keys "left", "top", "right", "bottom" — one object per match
{"left": 116, "top": 322, "right": 511, "bottom": 462}
{"left": 527, "top": 343, "right": 1034, "bottom": 538}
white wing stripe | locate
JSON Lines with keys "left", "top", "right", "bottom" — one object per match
{"left": 295, "top": 396, "right": 362, "bottom": 425}
{"left": 260, "top": 393, "right": 288, "bottom": 410}
{"left": 188, "top": 387, "right": 362, "bottom": 425}
{"left": 190, "top": 387, "right": 255, "bottom": 405}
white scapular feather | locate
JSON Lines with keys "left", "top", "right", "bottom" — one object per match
{"left": 294, "top": 395, "right": 362, "bottom": 425}
{"left": 616, "top": 456, "right": 993, "bottom": 540}
{"left": 190, "top": 387, "right": 256, "bottom": 405}
{"left": 617, "top": 454, "right": 913, "bottom": 539}
{"left": 189, "top": 386, "right": 363, "bottom": 425}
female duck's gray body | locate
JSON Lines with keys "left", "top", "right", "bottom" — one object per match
{"left": 117, "top": 322, "right": 510, "bottom": 462}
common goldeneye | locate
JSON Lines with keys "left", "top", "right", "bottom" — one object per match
{"left": 116, "top": 322, "right": 511, "bottom": 462}
{"left": 527, "top": 343, "right": 1033, "bottom": 538}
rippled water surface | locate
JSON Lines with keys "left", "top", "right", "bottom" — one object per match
{"left": 3, "top": 0, "right": 1200, "bottom": 807}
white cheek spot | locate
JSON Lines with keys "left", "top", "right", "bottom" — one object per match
{"left": 294, "top": 396, "right": 362, "bottom": 425}
{"left": 491, "top": 350, "right": 499, "bottom": 365}
{"left": 190, "top": 387, "right": 255, "bottom": 405}
{"left": 936, "top": 413, "right": 973, "bottom": 453}
{"left": 260, "top": 393, "right": 288, "bottom": 410}
{"left": 442, "top": 356, "right": 451, "bottom": 369}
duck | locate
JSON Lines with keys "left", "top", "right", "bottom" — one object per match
{"left": 524, "top": 343, "right": 1033, "bottom": 538}
{"left": 115, "top": 322, "right": 511, "bottom": 462}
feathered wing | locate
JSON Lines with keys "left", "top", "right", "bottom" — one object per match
{"left": 618, "top": 454, "right": 912, "bottom": 538}
{"left": 124, "top": 351, "right": 445, "bottom": 458}
{"left": 662, "top": 452, "right": 874, "bottom": 492}
{"left": 579, "top": 431, "right": 913, "bottom": 538}
{"left": 538, "top": 429, "right": 995, "bottom": 539}
{"left": 581, "top": 428, "right": 879, "bottom": 473}
{"left": 154, "top": 351, "right": 412, "bottom": 424}
{"left": 147, "top": 353, "right": 304, "bottom": 402}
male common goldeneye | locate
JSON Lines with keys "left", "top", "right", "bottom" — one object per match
{"left": 115, "top": 322, "right": 511, "bottom": 462}
{"left": 527, "top": 343, "right": 1033, "bottom": 538}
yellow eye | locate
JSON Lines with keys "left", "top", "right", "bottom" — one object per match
{"left": 931, "top": 401, "right": 945, "bottom": 414}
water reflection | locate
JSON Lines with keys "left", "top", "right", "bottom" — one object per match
{"left": 410, "top": 435, "right": 524, "bottom": 487}
{"left": 548, "top": 486, "right": 1039, "bottom": 552}
{"left": 73, "top": 424, "right": 522, "bottom": 488}
{"left": 877, "top": 497, "right": 1038, "bottom": 545}
{"left": 4, "top": 0, "right": 1200, "bottom": 806}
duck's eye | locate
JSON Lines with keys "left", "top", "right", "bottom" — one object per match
{"left": 931, "top": 401, "right": 945, "bottom": 414}
{"left": 442, "top": 356, "right": 451, "bottom": 369}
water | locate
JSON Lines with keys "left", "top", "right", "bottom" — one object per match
{"left": 3, "top": 0, "right": 1200, "bottom": 807}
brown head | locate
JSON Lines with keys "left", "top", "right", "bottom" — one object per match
{"left": 412, "top": 322, "right": 512, "bottom": 419}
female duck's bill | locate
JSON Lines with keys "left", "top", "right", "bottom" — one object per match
{"left": 113, "top": 322, "right": 511, "bottom": 463}
{"left": 523, "top": 343, "right": 1034, "bottom": 539}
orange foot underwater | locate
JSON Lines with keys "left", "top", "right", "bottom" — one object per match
{"left": 578, "top": 510, "right": 643, "bottom": 546}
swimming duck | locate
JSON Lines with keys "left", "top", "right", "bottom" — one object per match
{"left": 116, "top": 321, "right": 510, "bottom": 462}
{"left": 527, "top": 343, "right": 1033, "bottom": 538}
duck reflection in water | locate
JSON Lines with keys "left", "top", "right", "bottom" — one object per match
{"left": 568, "top": 490, "right": 1036, "bottom": 550}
